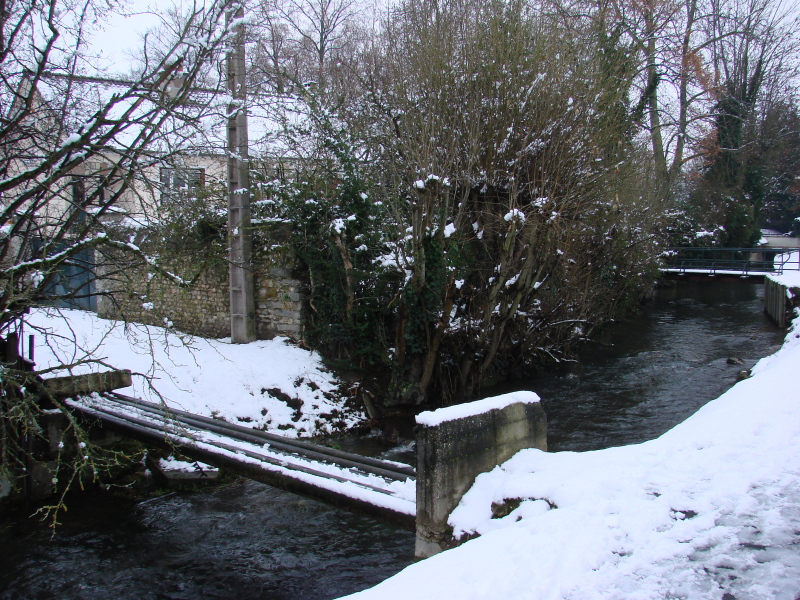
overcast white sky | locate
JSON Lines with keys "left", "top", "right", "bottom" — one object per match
{"left": 86, "top": 1, "right": 168, "bottom": 74}
{"left": 85, "top": 0, "right": 800, "bottom": 77}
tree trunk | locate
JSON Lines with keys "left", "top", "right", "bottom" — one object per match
{"left": 332, "top": 233, "right": 355, "bottom": 326}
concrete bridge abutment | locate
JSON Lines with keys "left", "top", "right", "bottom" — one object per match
{"left": 414, "top": 392, "right": 547, "bottom": 558}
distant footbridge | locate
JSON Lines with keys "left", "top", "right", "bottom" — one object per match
{"left": 662, "top": 246, "right": 799, "bottom": 280}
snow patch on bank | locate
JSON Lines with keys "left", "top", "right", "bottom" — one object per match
{"left": 27, "top": 308, "right": 362, "bottom": 437}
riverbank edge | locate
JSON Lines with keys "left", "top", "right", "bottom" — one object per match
{"left": 341, "top": 307, "right": 800, "bottom": 599}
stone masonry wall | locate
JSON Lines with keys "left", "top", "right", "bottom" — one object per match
{"left": 96, "top": 240, "right": 304, "bottom": 340}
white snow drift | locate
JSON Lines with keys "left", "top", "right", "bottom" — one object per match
{"left": 27, "top": 308, "right": 362, "bottom": 437}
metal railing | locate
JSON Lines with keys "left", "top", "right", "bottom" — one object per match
{"left": 66, "top": 392, "right": 418, "bottom": 527}
{"left": 663, "top": 247, "right": 800, "bottom": 276}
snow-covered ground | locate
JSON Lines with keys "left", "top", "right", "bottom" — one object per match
{"left": 344, "top": 307, "right": 800, "bottom": 599}
{"left": 774, "top": 251, "right": 800, "bottom": 289}
{"left": 27, "top": 308, "right": 363, "bottom": 437}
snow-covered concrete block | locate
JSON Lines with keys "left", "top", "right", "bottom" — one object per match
{"left": 415, "top": 392, "right": 546, "bottom": 558}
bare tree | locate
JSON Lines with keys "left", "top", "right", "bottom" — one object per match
{"left": 598, "top": 0, "right": 716, "bottom": 196}
{"left": 685, "top": 0, "right": 800, "bottom": 244}
{"left": 251, "top": 0, "right": 361, "bottom": 90}
{"left": 251, "top": 1, "right": 299, "bottom": 93}
{"left": 598, "top": 0, "right": 799, "bottom": 203}
{"left": 0, "top": 0, "right": 237, "bottom": 514}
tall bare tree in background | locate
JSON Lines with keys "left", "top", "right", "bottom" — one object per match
{"left": 690, "top": 0, "right": 800, "bottom": 245}
{"left": 587, "top": 0, "right": 797, "bottom": 196}
{"left": 252, "top": 0, "right": 362, "bottom": 91}
{"left": 552, "top": 0, "right": 799, "bottom": 245}
{"left": 598, "top": 0, "right": 719, "bottom": 197}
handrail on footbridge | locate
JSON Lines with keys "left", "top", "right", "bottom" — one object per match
{"left": 663, "top": 246, "right": 799, "bottom": 276}
{"left": 67, "top": 393, "right": 417, "bottom": 528}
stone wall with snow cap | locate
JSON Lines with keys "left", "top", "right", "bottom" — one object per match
{"left": 415, "top": 391, "right": 546, "bottom": 558}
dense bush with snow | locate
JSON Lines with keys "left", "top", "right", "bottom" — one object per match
{"left": 254, "top": 1, "right": 664, "bottom": 407}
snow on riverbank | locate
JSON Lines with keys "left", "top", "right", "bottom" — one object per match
{"left": 344, "top": 312, "right": 800, "bottom": 600}
{"left": 27, "top": 308, "right": 362, "bottom": 437}
{"left": 772, "top": 250, "right": 800, "bottom": 290}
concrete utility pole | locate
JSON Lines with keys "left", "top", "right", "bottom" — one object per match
{"left": 226, "top": 5, "right": 256, "bottom": 343}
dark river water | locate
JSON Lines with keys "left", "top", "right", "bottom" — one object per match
{"left": 0, "top": 281, "right": 784, "bottom": 599}
{"left": 529, "top": 280, "right": 784, "bottom": 452}
{"left": 0, "top": 480, "right": 414, "bottom": 600}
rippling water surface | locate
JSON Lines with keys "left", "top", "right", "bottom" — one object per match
{"left": 516, "top": 281, "right": 785, "bottom": 452}
{"left": 0, "top": 479, "right": 414, "bottom": 599}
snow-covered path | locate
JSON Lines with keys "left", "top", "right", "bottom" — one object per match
{"left": 343, "top": 308, "right": 800, "bottom": 600}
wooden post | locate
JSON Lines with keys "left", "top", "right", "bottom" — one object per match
{"left": 42, "top": 369, "right": 132, "bottom": 396}
{"left": 226, "top": 4, "right": 256, "bottom": 343}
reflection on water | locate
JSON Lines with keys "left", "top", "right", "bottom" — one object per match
{"left": 506, "top": 281, "right": 784, "bottom": 452}
{"left": 0, "top": 281, "right": 783, "bottom": 598}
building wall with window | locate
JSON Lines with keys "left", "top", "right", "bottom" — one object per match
{"left": 108, "top": 153, "right": 227, "bottom": 223}
{"left": 49, "top": 149, "right": 305, "bottom": 341}
{"left": 7, "top": 76, "right": 304, "bottom": 339}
